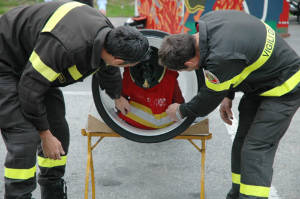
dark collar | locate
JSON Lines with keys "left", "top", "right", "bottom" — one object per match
{"left": 91, "top": 26, "right": 112, "bottom": 69}
{"left": 198, "top": 20, "right": 208, "bottom": 68}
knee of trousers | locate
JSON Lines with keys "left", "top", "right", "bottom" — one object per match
{"left": 241, "top": 136, "right": 276, "bottom": 164}
{"left": 4, "top": 130, "right": 40, "bottom": 169}
{"left": 240, "top": 138, "right": 275, "bottom": 185}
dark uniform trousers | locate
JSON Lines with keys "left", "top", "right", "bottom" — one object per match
{"left": 0, "top": 73, "right": 69, "bottom": 199}
{"left": 227, "top": 91, "right": 300, "bottom": 199}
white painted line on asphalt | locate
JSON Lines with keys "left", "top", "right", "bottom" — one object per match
{"left": 223, "top": 110, "right": 281, "bottom": 199}
{"left": 62, "top": 91, "right": 92, "bottom": 96}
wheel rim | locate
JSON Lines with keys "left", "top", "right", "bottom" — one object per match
{"left": 92, "top": 29, "right": 201, "bottom": 143}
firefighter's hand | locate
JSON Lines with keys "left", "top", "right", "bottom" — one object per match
{"left": 39, "top": 130, "right": 65, "bottom": 160}
{"left": 166, "top": 103, "right": 181, "bottom": 121}
{"left": 219, "top": 97, "right": 233, "bottom": 125}
{"left": 115, "top": 96, "right": 131, "bottom": 115}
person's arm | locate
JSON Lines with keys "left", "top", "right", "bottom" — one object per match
{"left": 95, "top": 65, "right": 131, "bottom": 114}
{"left": 167, "top": 59, "right": 246, "bottom": 120}
{"left": 219, "top": 97, "right": 233, "bottom": 125}
{"left": 179, "top": 87, "right": 228, "bottom": 118}
{"left": 18, "top": 34, "right": 71, "bottom": 159}
{"left": 95, "top": 66, "right": 122, "bottom": 99}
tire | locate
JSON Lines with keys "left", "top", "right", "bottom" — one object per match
{"left": 92, "top": 29, "right": 201, "bottom": 143}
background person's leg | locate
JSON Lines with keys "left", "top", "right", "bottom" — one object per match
{"left": 227, "top": 95, "right": 261, "bottom": 199}
{"left": 38, "top": 88, "right": 70, "bottom": 199}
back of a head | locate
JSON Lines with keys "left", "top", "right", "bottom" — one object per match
{"left": 105, "top": 26, "right": 149, "bottom": 63}
{"left": 158, "top": 34, "right": 195, "bottom": 70}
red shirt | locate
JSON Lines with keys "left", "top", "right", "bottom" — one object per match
{"left": 118, "top": 68, "right": 184, "bottom": 129}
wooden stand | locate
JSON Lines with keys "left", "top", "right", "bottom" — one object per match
{"left": 81, "top": 115, "right": 212, "bottom": 199}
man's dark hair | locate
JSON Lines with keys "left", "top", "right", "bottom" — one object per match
{"left": 158, "top": 34, "right": 196, "bottom": 70}
{"left": 105, "top": 26, "right": 149, "bottom": 63}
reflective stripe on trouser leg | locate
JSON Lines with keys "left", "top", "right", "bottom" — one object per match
{"left": 1, "top": 126, "right": 40, "bottom": 199}
{"left": 38, "top": 88, "right": 70, "bottom": 185}
{"left": 239, "top": 93, "right": 300, "bottom": 199}
{"left": 227, "top": 95, "right": 261, "bottom": 199}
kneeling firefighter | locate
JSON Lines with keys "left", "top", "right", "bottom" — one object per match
{"left": 0, "top": 1, "right": 149, "bottom": 199}
{"left": 118, "top": 47, "right": 185, "bottom": 129}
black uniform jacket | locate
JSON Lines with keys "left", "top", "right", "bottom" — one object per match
{"left": 180, "top": 10, "right": 300, "bottom": 118}
{"left": 0, "top": 1, "right": 122, "bottom": 130}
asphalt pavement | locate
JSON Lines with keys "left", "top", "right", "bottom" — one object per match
{"left": 0, "top": 16, "right": 300, "bottom": 199}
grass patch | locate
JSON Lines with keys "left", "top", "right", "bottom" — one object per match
{"left": 0, "top": 0, "right": 134, "bottom": 16}
{"left": 106, "top": 4, "right": 134, "bottom": 17}
{"left": 0, "top": 0, "right": 43, "bottom": 14}
{"left": 105, "top": 0, "right": 135, "bottom": 17}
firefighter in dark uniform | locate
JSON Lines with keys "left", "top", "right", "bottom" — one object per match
{"left": 0, "top": 1, "right": 149, "bottom": 199}
{"left": 158, "top": 10, "right": 300, "bottom": 199}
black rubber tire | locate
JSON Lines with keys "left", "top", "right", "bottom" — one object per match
{"left": 91, "top": 29, "right": 200, "bottom": 143}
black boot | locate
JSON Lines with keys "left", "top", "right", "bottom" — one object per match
{"left": 226, "top": 188, "right": 239, "bottom": 199}
{"left": 40, "top": 179, "right": 67, "bottom": 199}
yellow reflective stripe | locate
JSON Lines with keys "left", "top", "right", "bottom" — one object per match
{"left": 125, "top": 102, "right": 174, "bottom": 128}
{"left": 42, "top": 2, "right": 84, "bottom": 32}
{"left": 260, "top": 69, "right": 300, "bottom": 96}
{"left": 205, "top": 70, "right": 237, "bottom": 92}
{"left": 38, "top": 156, "right": 67, "bottom": 168}
{"left": 130, "top": 101, "right": 167, "bottom": 120}
{"left": 240, "top": 183, "right": 270, "bottom": 198}
{"left": 126, "top": 112, "right": 174, "bottom": 129}
{"left": 234, "top": 23, "right": 275, "bottom": 87}
{"left": 29, "top": 51, "right": 60, "bottom": 82}
{"left": 232, "top": 172, "right": 241, "bottom": 185}
{"left": 205, "top": 22, "right": 275, "bottom": 92}
{"left": 5, "top": 166, "right": 36, "bottom": 180}
{"left": 68, "top": 65, "right": 83, "bottom": 80}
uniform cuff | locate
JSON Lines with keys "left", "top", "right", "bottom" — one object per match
{"left": 179, "top": 104, "right": 187, "bottom": 118}
{"left": 226, "top": 92, "right": 235, "bottom": 100}
{"left": 28, "top": 116, "right": 49, "bottom": 131}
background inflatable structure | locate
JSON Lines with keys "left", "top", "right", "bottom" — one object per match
{"left": 135, "top": 0, "right": 290, "bottom": 37}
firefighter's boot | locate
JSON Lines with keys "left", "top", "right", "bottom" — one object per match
{"left": 40, "top": 179, "right": 67, "bottom": 199}
{"left": 226, "top": 188, "right": 239, "bottom": 199}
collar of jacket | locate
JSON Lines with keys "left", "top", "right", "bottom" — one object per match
{"left": 198, "top": 20, "right": 208, "bottom": 68}
{"left": 91, "top": 26, "right": 112, "bottom": 69}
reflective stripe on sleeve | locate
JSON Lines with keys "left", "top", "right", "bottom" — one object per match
{"left": 29, "top": 51, "right": 60, "bottom": 82}
{"left": 5, "top": 166, "right": 36, "bottom": 180}
{"left": 42, "top": 2, "right": 84, "bottom": 32}
{"left": 240, "top": 183, "right": 270, "bottom": 198}
{"left": 68, "top": 65, "right": 83, "bottom": 80}
{"left": 38, "top": 156, "right": 67, "bottom": 168}
{"left": 205, "top": 22, "right": 276, "bottom": 92}
{"left": 260, "top": 69, "right": 300, "bottom": 96}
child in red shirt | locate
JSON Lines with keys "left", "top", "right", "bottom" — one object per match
{"left": 118, "top": 47, "right": 184, "bottom": 129}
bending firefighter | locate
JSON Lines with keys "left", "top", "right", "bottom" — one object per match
{"left": 159, "top": 10, "right": 300, "bottom": 199}
{"left": 118, "top": 47, "right": 185, "bottom": 129}
{"left": 0, "top": 1, "right": 149, "bottom": 199}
